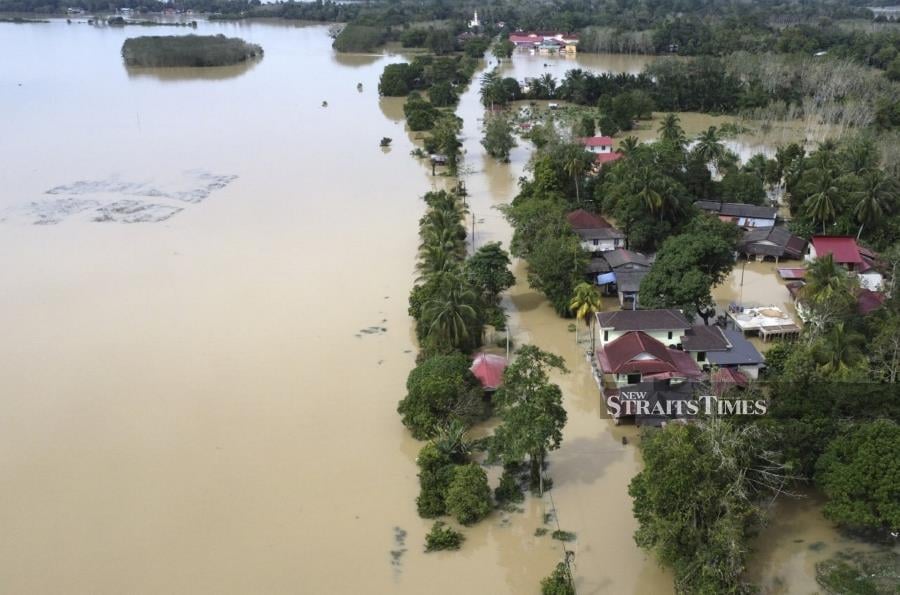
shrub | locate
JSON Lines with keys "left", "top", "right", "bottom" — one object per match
{"left": 541, "top": 562, "right": 575, "bottom": 595}
{"left": 415, "top": 444, "right": 457, "bottom": 518}
{"left": 494, "top": 467, "right": 525, "bottom": 504}
{"left": 445, "top": 463, "right": 492, "bottom": 525}
{"left": 424, "top": 521, "right": 464, "bottom": 552}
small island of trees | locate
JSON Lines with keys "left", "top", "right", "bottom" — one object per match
{"left": 121, "top": 34, "right": 262, "bottom": 68}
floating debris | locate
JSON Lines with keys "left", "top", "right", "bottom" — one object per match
{"left": 10, "top": 170, "right": 237, "bottom": 225}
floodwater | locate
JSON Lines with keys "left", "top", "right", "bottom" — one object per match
{"left": 0, "top": 19, "right": 838, "bottom": 594}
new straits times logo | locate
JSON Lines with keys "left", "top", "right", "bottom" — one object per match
{"left": 609, "top": 391, "right": 768, "bottom": 418}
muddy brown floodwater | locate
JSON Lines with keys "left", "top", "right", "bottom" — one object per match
{"left": 0, "top": 20, "right": 848, "bottom": 594}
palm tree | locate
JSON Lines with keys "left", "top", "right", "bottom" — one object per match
{"left": 800, "top": 254, "right": 857, "bottom": 336}
{"left": 479, "top": 69, "right": 501, "bottom": 109}
{"left": 569, "top": 282, "right": 602, "bottom": 350}
{"left": 658, "top": 113, "right": 685, "bottom": 147}
{"left": 422, "top": 279, "right": 480, "bottom": 352}
{"left": 803, "top": 170, "right": 840, "bottom": 234}
{"left": 693, "top": 126, "right": 726, "bottom": 171}
{"left": 564, "top": 153, "right": 588, "bottom": 204}
{"left": 800, "top": 254, "right": 853, "bottom": 313}
{"left": 851, "top": 171, "right": 895, "bottom": 239}
{"left": 815, "top": 321, "right": 865, "bottom": 376}
{"left": 538, "top": 73, "right": 556, "bottom": 99}
{"left": 619, "top": 136, "right": 640, "bottom": 158}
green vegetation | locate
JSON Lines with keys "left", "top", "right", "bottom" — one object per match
{"left": 490, "top": 346, "right": 568, "bottom": 495}
{"left": 331, "top": 24, "right": 384, "bottom": 53}
{"left": 816, "top": 420, "right": 900, "bottom": 535}
{"left": 816, "top": 550, "right": 900, "bottom": 595}
{"left": 630, "top": 421, "right": 790, "bottom": 594}
{"left": 445, "top": 463, "right": 493, "bottom": 525}
{"left": 639, "top": 216, "right": 740, "bottom": 323}
{"left": 424, "top": 521, "right": 465, "bottom": 552}
{"left": 481, "top": 114, "right": 517, "bottom": 162}
{"left": 397, "top": 354, "right": 486, "bottom": 440}
{"left": 121, "top": 35, "right": 261, "bottom": 68}
{"left": 540, "top": 562, "right": 575, "bottom": 595}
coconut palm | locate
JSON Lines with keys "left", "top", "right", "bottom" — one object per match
{"left": 658, "top": 113, "right": 685, "bottom": 147}
{"left": 815, "top": 321, "right": 865, "bottom": 376}
{"left": 693, "top": 126, "right": 726, "bottom": 171}
{"left": 564, "top": 153, "right": 588, "bottom": 204}
{"left": 799, "top": 254, "right": 855, "bottom": 330}
{"left": 803, "top": 170, "right": 840, "bottom": 234}
{"left": 569, "top": 282, "right": 602, "bottom": 350}
{"left": 619, "top": 136, "right": 640, "bottom": 158}
{"left": 422, "top": 279, "right": 481, "bottom": 352}
{"left": 538, "top": 73, "right": 556, "bottom": 98}
{"left": 851, "top": 171, "right": 895, "bottom": 239}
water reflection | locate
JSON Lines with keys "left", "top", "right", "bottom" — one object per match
{"left": 124, "top": 58, "right": 261, "bottom": 81}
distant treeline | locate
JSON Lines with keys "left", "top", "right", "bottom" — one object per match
{"left": 121, "top": 34, "right": 261, "bottom": 67}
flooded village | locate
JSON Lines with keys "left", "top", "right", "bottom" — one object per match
{"left": 1, "top": 5, "right": 898, "bottom": 595}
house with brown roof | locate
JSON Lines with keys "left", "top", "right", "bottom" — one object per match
{"left": 596, "top": 331, "right": 703, "bottom": 387}
{"left": 739, "top": 226, "right": 807, "bottom": 262}
{"left": 595, "top": 308, "right": 691, "bottom": 348}
{"left": 567, "top": 209, "right": 625, "bottom": 253}
{"left": 695, "top": 201, "right": 777, "bottom": 229}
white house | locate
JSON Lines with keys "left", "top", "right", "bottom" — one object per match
{"left": 579, "top": 136, "right": 614, "bottom": 155}
{"left": 595, "top": 309, "right": 691, "bottom": 349}
{"left": 566, "top": 209, "right": 625, "bottom": 253}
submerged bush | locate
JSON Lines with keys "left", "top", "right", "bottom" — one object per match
{"left": 121, "top": 35, "right": 262, "bottom": 67}
{"left": 424, "top": 521, "right": 464, "bottom": 552}
{"left": 445, "top": 463, "right": 492, "bottom": 525}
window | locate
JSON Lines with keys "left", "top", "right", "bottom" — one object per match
{"left": 627, "top": 373, "right": 641, "bottom": 384}
{"left": 697, "top": 351, "right": 706, "bottom": 362}
{"left": 603, "top": 331, "right": 609, "bottom": 342}
{"left": 668, "top": 331, "right": 673, "bottom": 340}
{"left": 592, "top": 239, "right": 599, "bottom": 246}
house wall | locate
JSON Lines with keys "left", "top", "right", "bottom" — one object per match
{"left": 580, "top": 237, "right": 624, "bottom": 253}
{"left": 739, "top": 217, "right": 776, "bottom": 228}
{"left": 586, "top": 145, "right": 612, "bottom": 154}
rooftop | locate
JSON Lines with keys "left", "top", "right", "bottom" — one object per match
{"left": 566, "top": 209, "right": 611, "bottom": 230}
{"left": 811, "top": 236, "right": 864, "bottom": 264}
{"left": 695, "top": 200, "right": 778, "bottom": 221}
{"left": 680, "top": 325, "right": 730, "bottom": 352}
{"left": 602, "top": 248, "right": 651, "bottom": 269}
{"left": 707, "top": 328, "right": 765, "bottom": 366}
{"left": 470, "top": 353, "right": 507, "bottom": 391}
{"left": 596, "top": 308, "right": 690, "bottom": 331}
{"left": 579, "top": 136, "right": 614, "bottom": 147}
{"left": 596, "top": 331, "right": 702, "bottom": 378}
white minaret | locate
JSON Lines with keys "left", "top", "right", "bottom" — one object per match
{"left": 469, "top": 10, "right": 480, "bottom": 29}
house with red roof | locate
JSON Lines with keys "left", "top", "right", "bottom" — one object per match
{"left": 595, "top": 152, "right": 623, "bottom": 167}
{"left": 596, "top": 330, "right": 702, "bottom": 387}
{"left": 806, "top": 236, "right": 867, "bottom": 270}
{"left": 806, "top": 236, "right": 884, "bottom": 289}
{"left": 579, "top": 136, "right": 614, "bottom": 155}
{"left": 470, "top": 353, "right": 507, "bottom": 392}
{"left": 566, "top": 209, "right": 625, "bottom": 253}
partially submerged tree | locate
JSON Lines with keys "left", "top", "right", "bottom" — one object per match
{"left": 397, "top": 354, "right": 486, "bottom": 440}
{"left": 490, "top": 346, "right": 568, "bottom": 495}
{"left": 639, "top": 215, "right": 739, "bottom": 324}
{"left": 481, "top": 114, "right": 517, "bottom": 162}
